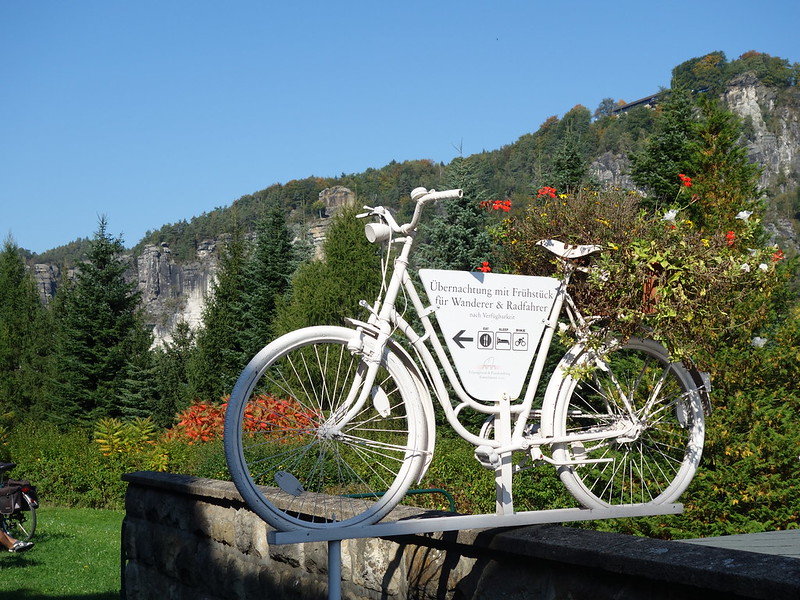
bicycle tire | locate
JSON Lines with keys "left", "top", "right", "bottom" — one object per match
{"left": 2, "top": 496, "right": 36, "bottom": 542}
{"left": 224, "top": 325, "right": 428, "bottom": 531}
{"left": 552, "top": 337, "right": 705, "bottom": 508}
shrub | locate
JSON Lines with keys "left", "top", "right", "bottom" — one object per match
{"left": 165, "top": 395, "right": 316, "bottom": 444}
{"left": 498, "top": 187, "right": 786, "bottom": 366}
{"left": 8, "top": 421, "right": 131, "bottom": 509}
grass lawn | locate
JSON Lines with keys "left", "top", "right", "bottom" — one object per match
{"left": 0, "top": 506, "right": 123, "bottom": 599}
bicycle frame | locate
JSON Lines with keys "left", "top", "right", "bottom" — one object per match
{"left": 224, "top": 185, "right": 709, "bottom": 533}
{"left": 345, "top": 190, "right": 620, "bottom": 513}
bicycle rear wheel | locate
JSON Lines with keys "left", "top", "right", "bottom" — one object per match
{"left": 552, "top": 338, "right": 705, "bottom": 508}
{"left": 1, "top": 497, "right": 36, "bottom": 542}
{"left": 224, "top": 326, "right": 428, "bottom": 531}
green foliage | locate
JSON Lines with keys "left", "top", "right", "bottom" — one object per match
{"left": 629, "top": 87, "right": 697, "bottom": 206}
{"left": 130, "top": 161, "right": 440, "bottom": 263}
{"left": 273, "top": 205, "right": 383, "bottom": 333}
{"left": 415, "top": 156, "right": 494, "bottom": 271}
{"left": 500, "top": 186, "right": 785, "bottom": 366}
{"left": 240, "top": 202, "right": 295, "bottom": 356}
{"left": 48, "top": 218, "right": 153, "bottom": 425}
{"left": 726, "top": 50, "right": 798, "bottom": 88}
{"left": 8, "top": 420, "right": 127, "bottom": 508}
{"left": 547, "top": 131, "right": 589, "bottom": 193}
{"left": 93, "top": 416, "right": 166, "bottom": 471}
{"left": 671, "top": 50, "right": 798, "bottom": 95}
{"left": 151, "top": 320, "right": 196, "bottom": 427}
{"left": 671, "top": 51, "right": 728, "bottom": 94}
{"left": 189, "top": 228, "right": 251, "bottom": 403}
{"left": 0, "top": 238, "right": 53, "bottom": 418}
{"left": 28, "top": 236, "right": 92, "bottom": 269}
{"left": 689, "top": 94, "right": 762, "bottom": 231}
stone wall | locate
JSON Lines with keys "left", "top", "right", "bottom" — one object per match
{"left": 121, "top": 471, "right": 800, "bottom": 600}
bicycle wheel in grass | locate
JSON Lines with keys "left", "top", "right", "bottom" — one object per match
{"left": 2, "top": 496, "right": 36, "bottom": 542}
{"left": 224, "top": 326, "right": 428, "bottom": 531}
{"left": 552, "top": 338, "right": 705, "bottom": 508}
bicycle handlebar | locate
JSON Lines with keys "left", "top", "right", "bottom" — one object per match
{"left": 410, "top": 187, "right": 464, "bottom": 205}
{"left": 404, "top": 187, "right": 463, "bottom": 233}
{"left": 360, "top": 187, "right": 464, "bottom": 242}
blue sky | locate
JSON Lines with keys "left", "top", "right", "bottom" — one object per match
{"left": 2, "top": 1, "right": 798, "bottom": 254}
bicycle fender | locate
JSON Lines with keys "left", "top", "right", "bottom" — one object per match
{"left": 688, "top": 367, "right": 712, "bottom": 415}
{"left": 538, "top": 342, "right": 588, "bottom": 439}
{"left": 344, "top": 318, "right": 436, "bottom": 481}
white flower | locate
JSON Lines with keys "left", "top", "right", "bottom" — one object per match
{"left": 751, "top": 336, "right": 768, "bottom": 348}
{"left": 758, "top": 263, "right": 769, "bottom": 272}
{"left": 662, "top": 209, "right": 678, "bottom": 223}
{"left": 740, "top": 263, "right": 751, "bottom": 272}
{"left": 735, "top": 210, "right": 753, "bottom": 222}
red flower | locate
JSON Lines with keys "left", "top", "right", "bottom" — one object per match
{"left": 492, "top": 199, "right": 512, "bottom": 212}
{"left": 476, "top": 261, "right": 491, "bottom": 273}
{"left": 678, "top": 174, "right": 693, "bottom": 188}
{"left": 726, "top": 231, "right": 736, "bottom": 246}
{"left": 773, "top": 249, "right": 785, "bottom": 262}
{"left": 537, "top": 186, "right": 557, "bottom": 198}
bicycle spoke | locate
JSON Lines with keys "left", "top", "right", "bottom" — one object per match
{"left": 556, "top": 339, "right": 705, "bottom": 508}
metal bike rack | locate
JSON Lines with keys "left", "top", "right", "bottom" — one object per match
{"left": 267, "top": 503, "right": 684, "bottom": 600}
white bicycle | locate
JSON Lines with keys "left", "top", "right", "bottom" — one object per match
{"left": 224, "top": 186, "right": 710, "bottom": 532}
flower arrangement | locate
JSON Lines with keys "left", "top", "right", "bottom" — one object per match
{"left": 495, "top": 185, "right": 785, "bottom": 366}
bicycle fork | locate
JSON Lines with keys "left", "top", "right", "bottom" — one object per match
{"left": 318, "top": 330, "right": 390, "bottom": 439}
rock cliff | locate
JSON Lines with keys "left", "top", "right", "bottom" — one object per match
{"left": 32, "top": 80, "right": 799, "bottom": 346}
{"left": 31, "top": 186, "right": 356, "bottom": 346}
{"left": 134, "top": 241, "right": 218, "bottom": 345}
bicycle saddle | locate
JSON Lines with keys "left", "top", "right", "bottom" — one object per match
{"left": 0, "top": 462, "right": 16, "bottom": 473}
{"left": 537, "top": 239, "right": 603, "bottom": 259}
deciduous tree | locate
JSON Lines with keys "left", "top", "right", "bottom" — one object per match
{"left": 273, "top": 205, "right": 382, "bottom": 333}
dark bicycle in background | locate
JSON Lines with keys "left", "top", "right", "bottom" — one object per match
{"left": 0, "top": 462, "right": 39, "bottom": 542}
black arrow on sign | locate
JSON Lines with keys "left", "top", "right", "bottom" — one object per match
{"left": 453, "top": 330, "right": 474, "bottom": 349}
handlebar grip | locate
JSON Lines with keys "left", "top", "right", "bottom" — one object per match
{"left": 411, "top": 187, "right": 464, "bottom": 205}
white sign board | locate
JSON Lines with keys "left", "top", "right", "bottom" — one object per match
{"left": 419, "top": 269, "right": 561, "bottom": 401}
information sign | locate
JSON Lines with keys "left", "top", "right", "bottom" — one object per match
{"left": 419, "top": 269, "right": 561, "bottom": 401}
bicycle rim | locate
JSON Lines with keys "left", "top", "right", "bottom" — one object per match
{"left": 3, "top": 503, "right": 35, "bottom": 542}
{"left": 553, "top": 338, "right": 705, "bottom": 508}
{"left": 224, "top": 326, "right": 427, "bottom": 531}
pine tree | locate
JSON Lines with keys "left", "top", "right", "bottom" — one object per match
{"left": 548, "top": 132, "right": 588, "bottom": 193}
{"left": 49, "top": 218, "right": 153, "bottom": 424}
{"left": 240, "top": 203, "right": 295, "bottom": 357}
{"left": 630, "top": 87, "right": 698, "bottom": 208}
{"left": 189, "top": 228, "right": 250, "bottom": 403}
{"left": 152, "top": 320, "right": 195, "bottom": 427}
{"left": 689, "top": 94, "right": 762, "bottom": 232}
{"left": 414, "top": 156, "right": 493, "bottom": 271}
{"left": 0, "top": 237, "right": 53, "bottom": 418}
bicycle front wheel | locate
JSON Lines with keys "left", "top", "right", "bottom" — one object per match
{"left": 552, "top": 338, "right": 705, "bottom": 508}
{"left": 224, "top": 326, "right": 428, "bottom": 531}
